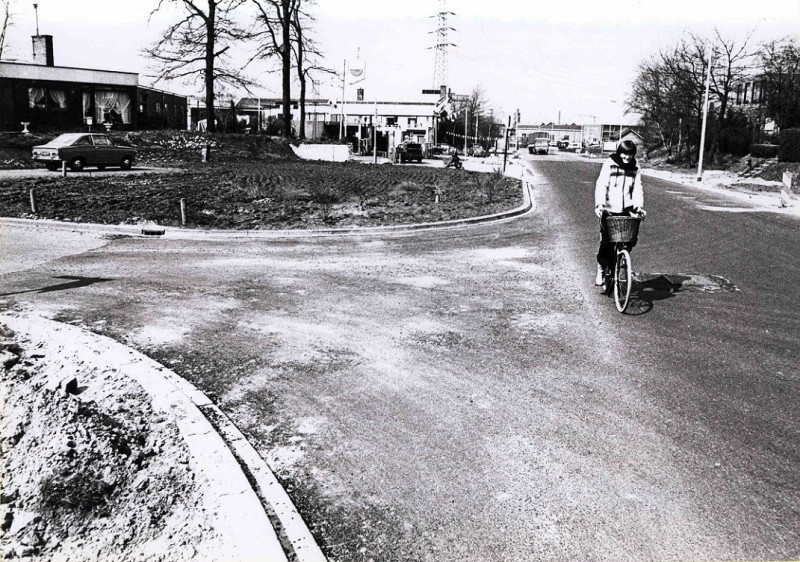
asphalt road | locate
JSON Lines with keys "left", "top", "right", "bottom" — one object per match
{"left": 0, "top": 157, "right": 797, "bottom": 561}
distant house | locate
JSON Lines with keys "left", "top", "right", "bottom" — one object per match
{"left": 0, "top": 34, "right": 187, "bottom": 132}
{"left": 729, "top": 76, "right": 774, "bottom": 137}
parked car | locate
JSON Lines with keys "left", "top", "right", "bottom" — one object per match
{"left": 568, "top": 141, "right": 582, "bottom": 151}
{"left": 32, "top": 133, "right": 137, "bottom": 172}
{"left": 469, "top": 146, "right": 486, "bottom": 157}
{"left": 396, "top": 142, "right": 424, "bottom": 163}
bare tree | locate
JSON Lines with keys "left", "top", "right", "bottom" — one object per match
{"left": 759, "top": 36, "right": 800, "bottom": 129}
{"left": 289, "top": 1, "right": 335, "bottom": 138}
{"left": 145, "top": 0, "right": 255, "bottom": 133}
{"left": 0, "top": 0, "right": 12, "bottom": 60}
{"left": 689, "top": 30, "right": 756, "bottom": 160}
{"left": 628, "top": 29, "right": 755, "bottom": 162}
{"left": 250, "top": 0, "right": 296, "bottom": 138}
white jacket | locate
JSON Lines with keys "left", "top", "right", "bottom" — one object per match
{"left": 594, "top": 157, "right": 644, "bottom": 213}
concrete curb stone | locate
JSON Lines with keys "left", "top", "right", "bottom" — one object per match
{"left": 0, "top": 161, "right": 536, "bottom": 239}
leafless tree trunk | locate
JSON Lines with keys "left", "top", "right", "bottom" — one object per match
{"left": 251, "top": 0, "right": 296, "bottom": 138}
{"left": 289, "top": 2, "right": 334, "bottom": 139}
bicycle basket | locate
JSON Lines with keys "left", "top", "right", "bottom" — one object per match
{"left": 605, "top": 216, "right": 640, "bottom": 243}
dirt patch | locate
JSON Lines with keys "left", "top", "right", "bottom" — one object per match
{"left": 0, "top": 322, "right": 221, "bottom": 561}
{"left": 1, "top": 132, "right": 521, "bottom": 230}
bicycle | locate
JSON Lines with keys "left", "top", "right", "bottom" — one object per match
{"left": 601, "top": 215, "right": 642, "bottom": 313}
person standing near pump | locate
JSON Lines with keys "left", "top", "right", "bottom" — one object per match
{"left": 594, "top": 140, "right": 646, "bottom": 286}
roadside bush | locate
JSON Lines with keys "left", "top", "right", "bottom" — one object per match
{"left": 749, "top": 144, "right": 779, "bottom": 158}
{"left": 778, "top": 129, "right": 800, "bottom": 162}
{"left": 719, "top": 127, "right": 752, "bottom": 157}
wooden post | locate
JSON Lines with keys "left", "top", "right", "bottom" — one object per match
{"left": 180, "top": 198, "right": 187, "bottom": 226}
{"left": 29, "top": 189, "right": 37, "bottom": 214}
{"left": 61, "top": 160, "right": 67, "bottom": 177}
{"left": 780, "top": 172, "right": 794, "bottom": 208}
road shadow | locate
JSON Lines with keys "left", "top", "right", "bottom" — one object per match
{"left": 620, "top": 272, "right": 738, "bottom": 315}
{"left": 1, "top": 275, "right": 113, "bottom": 297}
{"left": 623, "top": 274, "right": 686, "bottom": 315}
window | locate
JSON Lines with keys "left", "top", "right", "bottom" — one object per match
{"left": 408, "top": 117, "right": 417, "bottom": 128}
{"left": 386, "top": 116, "right": 397, "bottom": 126}
{"left": 94, "top": 90, "right": 132, "bottom": 124}
{"left": 156, "top": 102, "right": 162, "bottom": 113}
{"left": 28, "top": 88, "right": 67, "bottom": 110}
{"left": 93, "top": 136, "right": 111, "bottom": 146}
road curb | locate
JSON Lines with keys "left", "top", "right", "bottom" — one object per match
{"left": 0, "top": 165, "right": 535, "bottom": 240}
{"left": 0, "top": 311, "right": 325, "bottom": 562}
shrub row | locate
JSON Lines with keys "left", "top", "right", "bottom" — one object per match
{"left": 750, "top": 144, "right": 779, "bottom": 158}
{"left": 778, "top": 129, "right": 800, "bottom": 163}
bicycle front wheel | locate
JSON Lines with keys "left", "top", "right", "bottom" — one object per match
{"left": 614, "top": 249, "right": 633, "bottom": 313}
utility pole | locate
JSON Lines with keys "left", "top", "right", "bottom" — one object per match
{"left": 697, "top": 42, "right": 713, "bottom": 182}
{"left": 475, "top": 111, "right": 479, "bottom": 151}
{"left": 339, "top": 59, "right": 346, "bottom": 140}
{"left": 373, "top": 99, "right": 378, "bottom": 164}
{"left": 503, "top": 115, "right": 510, "bottom": 172}
{"left": 464, "top": 107, "right": 468, "bottom": 155}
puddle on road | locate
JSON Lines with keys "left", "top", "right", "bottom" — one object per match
{"left": 635, "top": 273, "right": 738, "bottom": 293}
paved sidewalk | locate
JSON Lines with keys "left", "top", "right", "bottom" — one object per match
{"left": 642, "top": 167, "right": 800, "bottom": 216}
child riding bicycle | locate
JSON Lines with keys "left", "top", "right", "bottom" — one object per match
{"left": 594, "top": 140, "right": 646, "bottom": 286}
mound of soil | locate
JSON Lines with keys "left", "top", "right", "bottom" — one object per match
{"left": 0, "top": 324, "right": 219, "bottom": 561}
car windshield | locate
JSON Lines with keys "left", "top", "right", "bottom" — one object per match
{"left": 42, "top": 133, "right": 88, "bottom": 147}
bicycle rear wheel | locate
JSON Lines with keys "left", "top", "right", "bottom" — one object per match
{"left": 614, "top": 249, "right": 633, "bottom": 313}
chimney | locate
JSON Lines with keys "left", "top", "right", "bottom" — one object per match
{"left": 32, "top": 35, "right": 54, "bottom": 66}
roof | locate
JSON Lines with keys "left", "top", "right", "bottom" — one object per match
{"left": 237, "top": 97, "right": 331, "bottom": 109}
{"left": 0, "top": 61, "right": 137, "bottom": 87}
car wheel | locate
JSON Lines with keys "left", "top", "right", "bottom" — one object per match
{"left": 96, "top": 165, "right": 106, "bottom": 171}
{"left": 70, "top": 157, "right": 86, "bottom": 172}
{"left": 120, "top": 156, "right": 133, "bottom": 170}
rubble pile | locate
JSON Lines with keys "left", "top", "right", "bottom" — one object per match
{"left": 0, "top": 324, "right": 218, "bottom": 561}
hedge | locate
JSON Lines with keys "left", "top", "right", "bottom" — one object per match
{"left": 779, "top": 129, "right": 800, "bottom": 162}
{"left": 749, "top": 144, "right": 779, "bottom": 158}
{"left": 720, "top": 127, "right": 752, "bottom": 156}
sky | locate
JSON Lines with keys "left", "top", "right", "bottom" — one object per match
{"left": 3, "top": 0, "right": 798, "bottom": 126}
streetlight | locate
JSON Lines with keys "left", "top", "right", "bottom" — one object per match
{"left": 697, "top": 42, "right": 713, "bottom": 182}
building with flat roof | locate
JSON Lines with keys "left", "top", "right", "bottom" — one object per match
{"left": 0, "top": 34, "right": 186, "bottom": 132}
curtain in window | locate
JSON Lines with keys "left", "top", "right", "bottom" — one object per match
{"left": 49, "top": 89, "right": 67, "bottom": 109}
{"left": 94, "top": 91, "right": 132, "bottom": 124}
{"left": 82, "top": 92, "right": 92, "bottom": 118}
{"left": 28, "top": 88, "right": 46, "bottom": 109}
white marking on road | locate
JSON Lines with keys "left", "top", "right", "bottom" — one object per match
{"left": 696, "top": 205, "right": 771, "bottom": 213}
